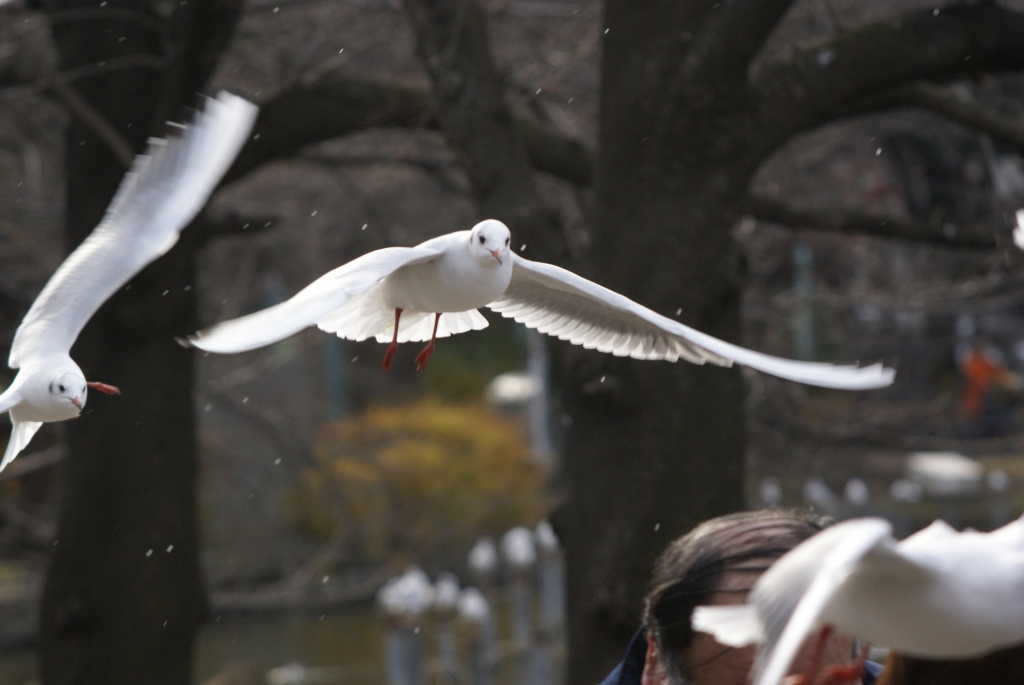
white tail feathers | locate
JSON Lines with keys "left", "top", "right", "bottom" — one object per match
{"left": 691, "top": 604, "right": 765, "bottom": 648}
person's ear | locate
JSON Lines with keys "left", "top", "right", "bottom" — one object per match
{"left": 642, "top": 632, "right": 670, "bottom": 685}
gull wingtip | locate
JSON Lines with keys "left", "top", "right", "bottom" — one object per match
{"left": 174, "top": 335, "right": 195, "bottom": 349}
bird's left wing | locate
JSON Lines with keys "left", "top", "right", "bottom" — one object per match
{"left": 8, "top": 92, "right": 257, "bottom": 369}
{"left": 487, "top": 256, "right": 895, "bottom": 389}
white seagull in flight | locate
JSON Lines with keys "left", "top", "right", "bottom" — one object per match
{"left": 692, "top": 516, "right": 1024, "bottom": 685}
{"left": 0, "top": 91, "right": 257, "bottom": 470}
{"left": 184, "top": 219, "right": 894, "bottom": 390}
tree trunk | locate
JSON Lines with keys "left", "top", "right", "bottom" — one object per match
{"left": 403, "top": 0, "right": 566, "bottom": 261}
{"left": 38, "top": 1, "right": 240, "bottom": 682}
{"left": 560, "top": 3, "right": 792, "bottom": 683}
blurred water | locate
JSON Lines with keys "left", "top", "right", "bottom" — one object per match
{"left": 195, "top": 604, "right": 385, "bottom": 683}
{"left": 0, "top": 603, "right": 386, "bottom": 685}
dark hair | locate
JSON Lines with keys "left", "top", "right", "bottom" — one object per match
{"left": 877, "top": 644, "right": 1024, "bottom": 685}
{"left": 642, "top": 510, "right": 826, "bottom": 682}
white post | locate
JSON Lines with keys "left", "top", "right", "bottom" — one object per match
{"left": 458, "top": 587, "right": 496, "bottom": 685}
{"left": 378, "top": 567, "right": 434, "bottom": 685}
{"left": 433, "top": 573, "right": 461, "bottom": 684}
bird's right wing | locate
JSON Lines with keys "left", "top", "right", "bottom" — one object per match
{"left": 489, "top": 256, "right": 895, "bottom": 390}
{"left": 1, "top": 420, "right": 41, "bottom": 472}
{"left": 185, "top": 245, "right": 445, "bottom": 353}
{"left": 9, "top": 92, "right": 257, "bottom": 368}
{"left": 746, "top": 518, "right": 894, "bottom": 685}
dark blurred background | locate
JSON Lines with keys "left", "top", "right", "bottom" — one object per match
{"left": 0, "top": 0, "right": 1023, "bottom": 683}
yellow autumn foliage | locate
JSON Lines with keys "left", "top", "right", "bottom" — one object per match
{"left": 288, "top": 398, "right": 548, "bottom": 566}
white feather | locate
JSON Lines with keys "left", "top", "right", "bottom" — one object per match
{"left": 691, "top": 604, "right": 765, "bottom": 648}
{"left": 706, "top": 516, "right": 1024, "bottom": 685}
{"left": 10, "top": 92, "right": 258, "bottom": 368}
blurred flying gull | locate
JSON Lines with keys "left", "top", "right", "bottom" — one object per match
{"left": 692, "top": 516, "right": 1024, "bottom": 685}
{"left": 183, "top": 219, "right": 895, "bottom": 390}
{"left": 0, "top": 92, "right": 257, "bottom": 470}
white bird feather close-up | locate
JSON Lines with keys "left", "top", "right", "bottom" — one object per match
{"left": 184, "top": 219, "right": 896, "bottom": 390}
{"left": 691, "top": 515, "right": 1024, "bottom": 685}
{"left": 0, "top": 91, "right": 257, "bottom": 470}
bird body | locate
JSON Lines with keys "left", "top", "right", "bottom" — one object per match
{"left": 0, "top": 91, "right": 257, "bottom": 469}
{"left": 381, "top": 230, "right": 513, "bottom": 313}
{"left": 186, "top": 219, "right": 895, "bottom": 390}
{"left": 692, "top": 516, "right": 1024, "bottom": 685}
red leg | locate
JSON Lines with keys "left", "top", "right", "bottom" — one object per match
{"left": 819, "top": 643, "right": 869, "bottom": 685}
{"left": 800, "top": 626, "right": 833, "bottom": 685}
{"left": 381, "top": 308, "right": 403, "bottom": 372}
{"left": 87, "top": 381, "right": 121, "bottom": 396}
{"left": 415, "top": 314, "right": 442, "bottom": 372}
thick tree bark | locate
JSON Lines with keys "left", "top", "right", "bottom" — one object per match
{"left": 37, "top": 1, "right": 241, "bottom": 683}
{"left": 562, "top": 4, "right": 794, "bottom": 683}
{"left": 403, "top": 0, "right": 565, "bottom": 261}
{"left": 561, "top": 4, "right": 1024, "bottom": 682}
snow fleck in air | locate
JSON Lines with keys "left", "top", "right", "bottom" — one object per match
{"left": 322, "top": 575, "right": 329, "bottom": 583}
{"left": 166, "top": 545, "right": 174, "bottom": 553}
{"left": 146, "top": 549, "right": 153, "bottom": 557}
{"left": 654, "top": 523, "right": 660, "bottom": 531}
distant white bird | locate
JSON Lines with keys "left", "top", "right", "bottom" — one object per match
{"left": 184, "top": 220, "right": 895, "bottom": 390}
{"left": 692, "top": 516, "right": 1024, "bottom": 685}
{"left": 0, "top": 92, "right": 257, "bottom": 470}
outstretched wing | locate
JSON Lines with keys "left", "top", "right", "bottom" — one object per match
{"left": 748, "top": 518, "right": 894, "bottom": 685}
{"left": 9, "top": 92, "right": 258, "bottom": 369}
{"left": 185, "top": 245, "right": 445, "bottom": 353}
{"left": 487, "top": 255, "right": 895, "bottom": 390}
{"left": 1, "top": 420, "right": 42, "bottom": 472}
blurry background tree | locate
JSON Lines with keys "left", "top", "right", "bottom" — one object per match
{"left": 289, "top": 399, "right": 547, "bottom": 570}
{"left": 1, "top": 0, "right": 1024, "bottom": 684}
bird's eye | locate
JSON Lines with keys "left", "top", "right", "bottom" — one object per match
{"left": 478, "top": 235, "right": 485, "bottom": 244}
{"left": 58, "top": 384, "right": 65, "bottom": 393}
{"left": 505, "top": 237, "right": 510, "bottom": 245}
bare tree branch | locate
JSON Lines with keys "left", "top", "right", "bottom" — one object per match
{"left": 50, "top": 80, "right": 135, "bottom": 168}
{"left": 222, "top": 71, "right": 595, "bottom": 187}
{"left": 746, "top": 194, "right": 997, "bottom": 248}
{"left": 753, "top": 3, "right": 1024, "bottom": 156}
{"left": 864, "top": 81, "right": 1024, "bottom": 154}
